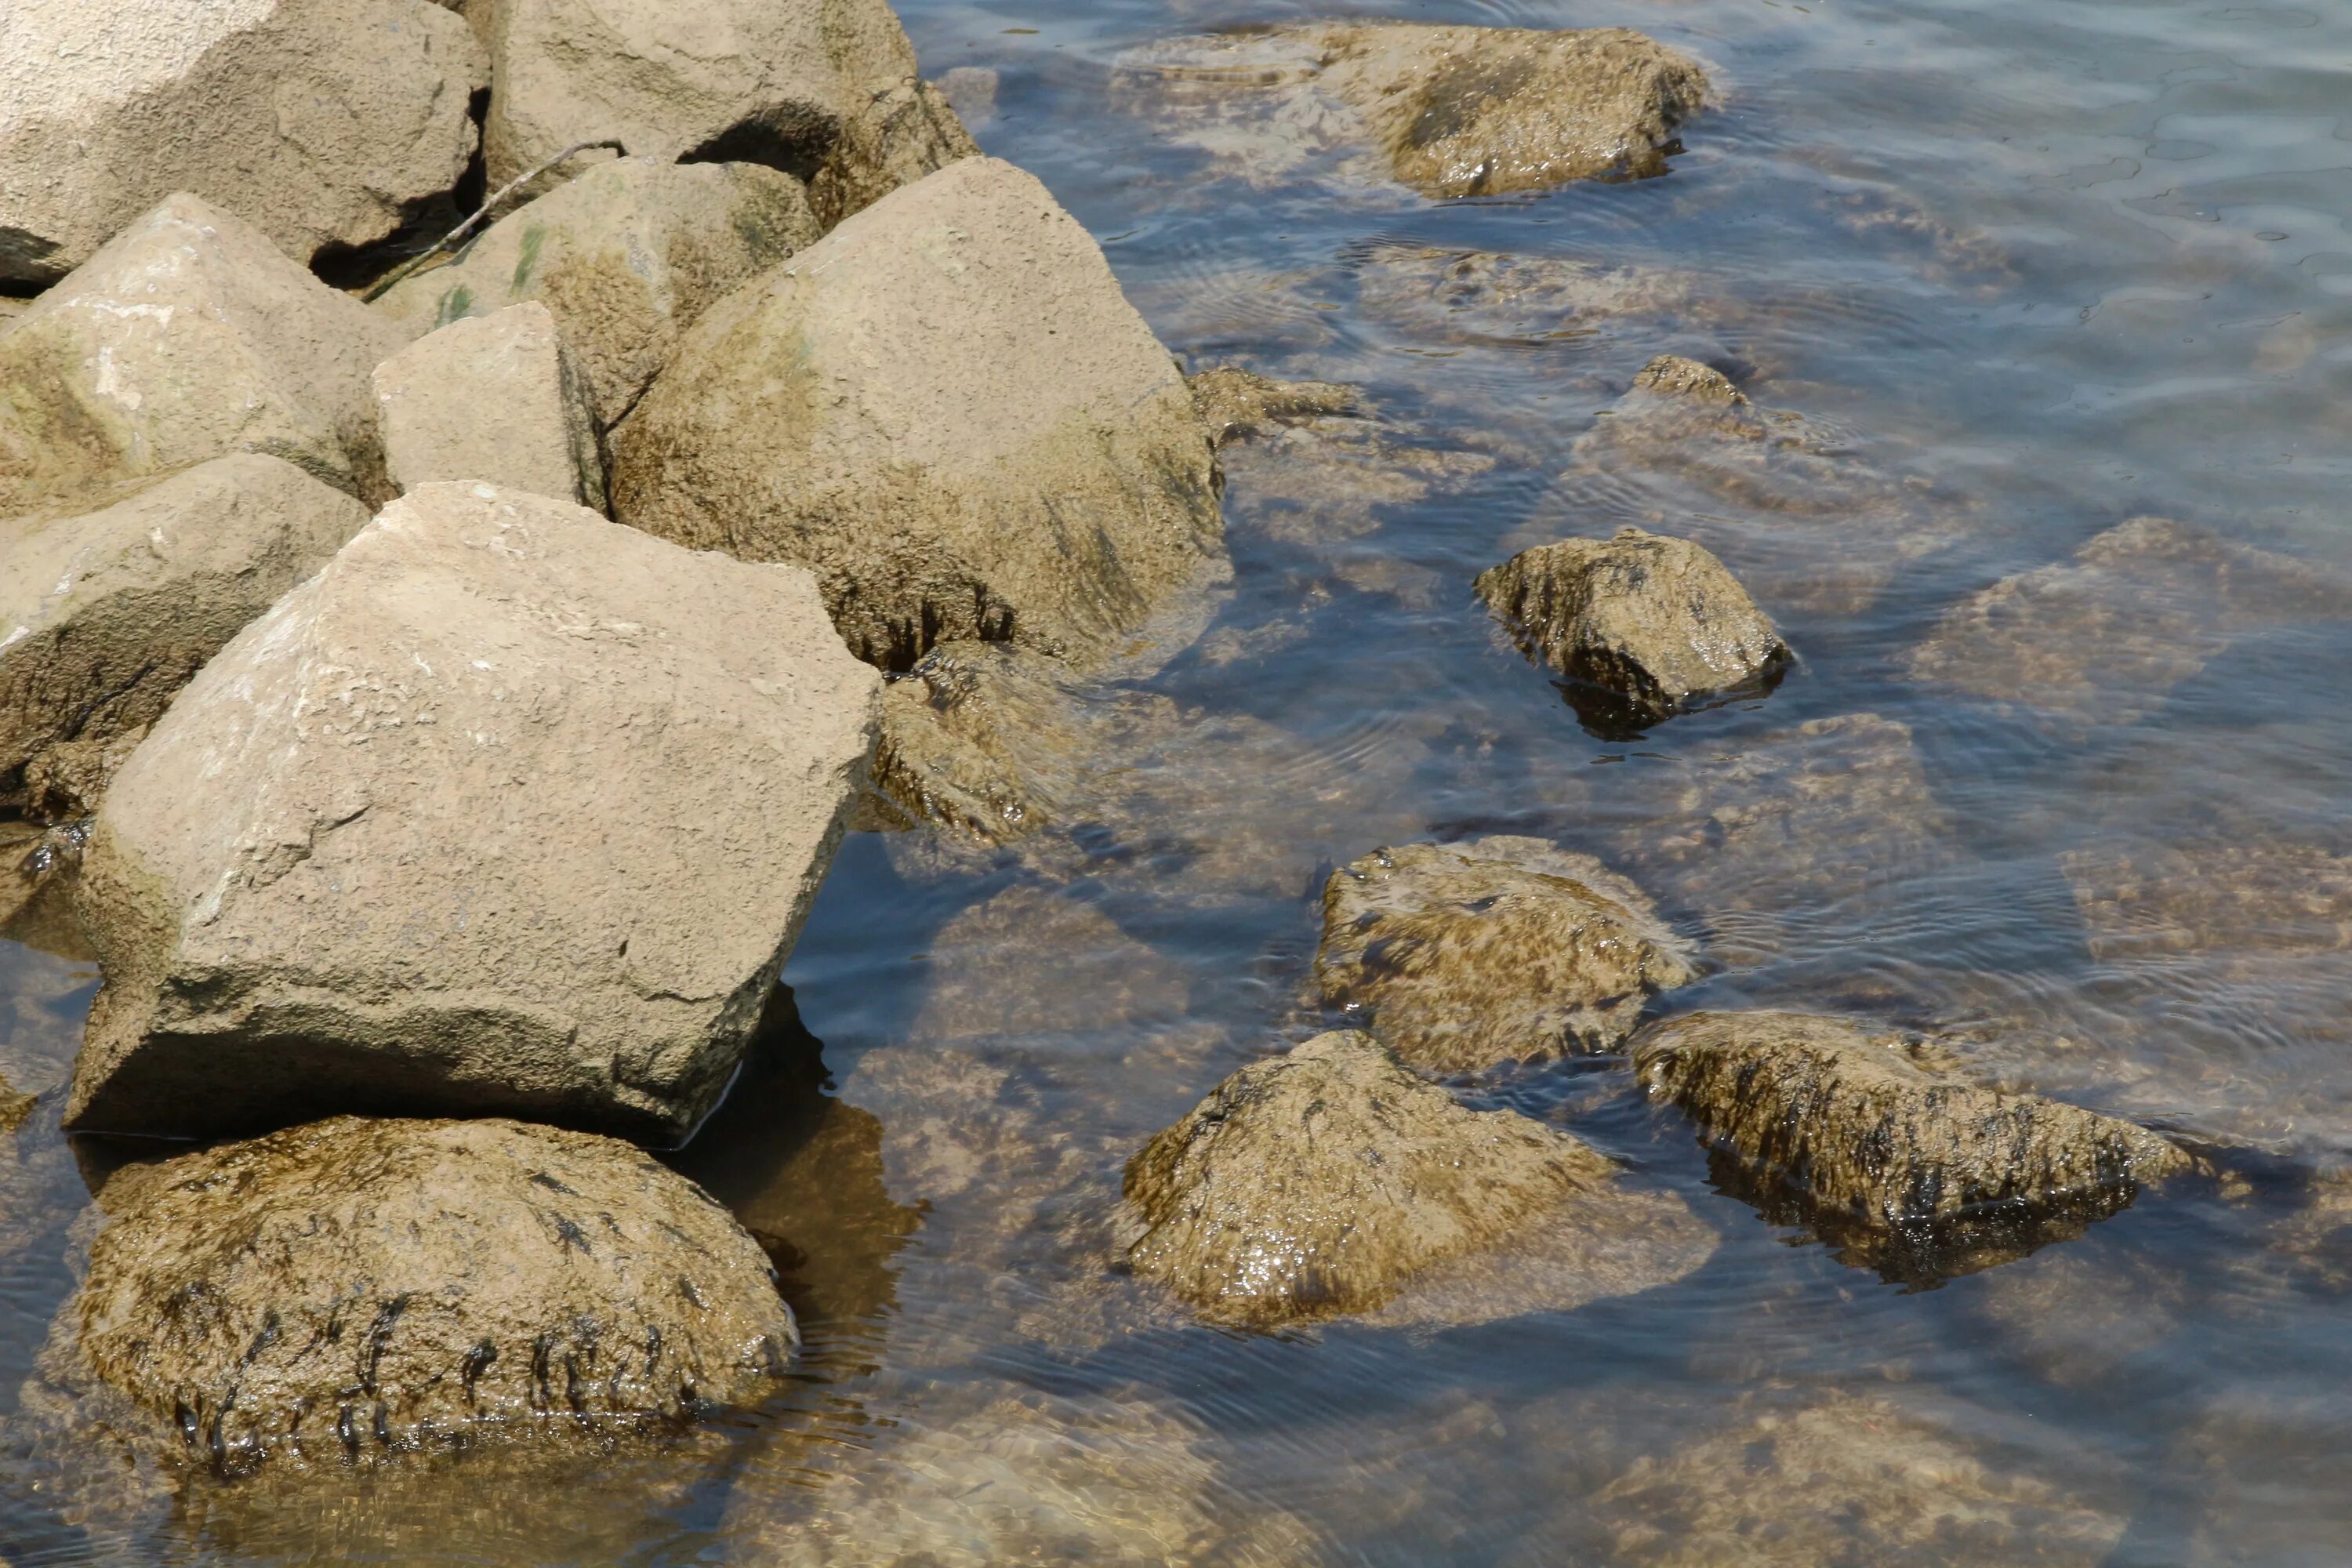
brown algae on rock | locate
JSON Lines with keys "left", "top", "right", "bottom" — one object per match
{"left": 1316, "top": 837, "right": 1695, "bottom": 1073}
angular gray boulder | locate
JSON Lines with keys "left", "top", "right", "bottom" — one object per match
{"left": 65, "top": 482, "right": 881, "bottom": 1143}
{"left": 0, "top": 455, "right": 373, "bottom": 820}
{"left": 372, "top": 303, "right": 606, "bottom": 507}
{"left": 482, "top": 0, "right": 975, "bottom": 227}
{"left": 1476, "top": 526, "right": 1788, "bottom": 729}
{"left": 1633, "top": 1011, "right": 2193, "bottom": 1275}
{"left": 1123, "top": 1030, "right": 1715, "bottom": 1328}
{"left": 71, "top": 1116, "right": 794, "bottom": 1468}
{"left": 0, "top": 0, "right": 485, "bottom": 285}
{"left": 612, "top": 157, "right": 1224, "bottom": 673}
{"left": 372, "top": 158, "right": 822, "bottom": 430}
{"left": 0, "top": 194, "right": 409, "bottom": 515}
{"left": 1316, "top": 837, "right": 1694, "bottom": 1073}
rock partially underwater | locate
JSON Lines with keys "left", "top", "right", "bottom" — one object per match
{"left": 1123, "top": 1031, "right": 1714, "bottom": 1328}
{"left": 1633, "top": 1011, "right": 2193, "bottom": 1279}
{"left": 1316, "top": 837, "right": 1694, "bottom": 1073}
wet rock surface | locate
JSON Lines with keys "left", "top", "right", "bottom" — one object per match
{"left": 372, "top": 303, "right": 606, "bottom": 509}
{"left": 1187, "top": 365, "right": 1361, "bottom": 448}
{"left": 0, "top": 0, "right": 485, "bottom": 285}
{"left": 0, "top": 456, "right": 372, "bottom": 821}
{"left": 0, "top": 194, "right": 408, "bottom": 515}
{"left": 1315, "top": 837, "right": 1694, "bottom": 1073}
{"left": 483, "top": 0, "right": 975, "bottom": 226}
{"left": 1475, "top": 526, "right": 1788, "bottom": 732}
{"left": 66, "top": 483, "right": 879, "bottom": 1143}
{"left": 63, "top": 1116, "right": 794, "bottom": 1468}
{"left": 612, "top": 157, "right": 1225, "bottom": 673}
{"left": 1123, "top": 1031, "right": 1715, "bottom": 1328}
{"left": 372, "top": 158, "right": 822, "bottom": 430}
{"left": 1634, "top": 1011, "right": 2192, "bottom": 1279}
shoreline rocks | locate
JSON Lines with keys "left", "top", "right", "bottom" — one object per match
{"left": 65, "top": 483, "right": 880, "bottom": 1144}
{"left": 372, "top": 303, "right": 607, "bottom": 508}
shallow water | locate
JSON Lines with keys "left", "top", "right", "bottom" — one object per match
{"left": 8, "top": 0, "right": 2352, "bottom": 1560}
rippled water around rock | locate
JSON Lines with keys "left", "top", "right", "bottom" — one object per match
{"left": 8, "top": 0, "right": 2352, "bottom": 1560}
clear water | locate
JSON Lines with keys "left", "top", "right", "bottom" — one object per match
{"left": 8, "top": 0, "right": 2352, "bottom": 1559}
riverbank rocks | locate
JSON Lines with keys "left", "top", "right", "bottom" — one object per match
{"left": 71, "top": 1116, "right": 793, "bottom": 1468}
{"left": 0, "top": 0, "right": 485, "bottom": 285}
{"left": 0, "top": 456, "right": 372, "bottom": 821}
{"left": 64, "top": 483, "right": 880, "bottom": 1143}
{"left": 372, "top": 304, "right": 605, "bottom": 508}
{"left": 612, "top": 157, "right": 1224, "bottom": 673}
{"left": 1123, "top": 1031, "right": 1714, "bottom": 1328}
{"left": 1476, "top": 527, "right": 1788, "bottom": 731}
{"left": 1316, "top": 838, "right": 1694, "bottom": 1073}
{"left": 0, "top": 196, "right": 408, "bottom": 515}
{"left": 1633, "top": 1012, "right": 2193, "bottom": 1276}
{"left": 372, "top": 158, "right": 822, "bottom": 430}
{"left": 481, "top": 0, "right": 975, "bottom": 227}
{"left": 1907, "top": 516, "right": 2347, "bottom": 727}
{"left": 1188, "top": 367, "right": 1360, "bottom": 448}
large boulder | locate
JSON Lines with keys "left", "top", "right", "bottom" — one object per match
{"left": 482, "top": 0, "right": 975, "bottom": 227}
{"left": 64, "top": 483, "right": 881, "bottom": 1143}
{"left": 1315, "top": 837, "right": 1694, "bottom": 1073}
{"left": 1123, "top": 1031, "right": 1715, "bottom": 1328}
{"left": 1475, "top": 525, "right": 1788, "bottom": 731}
{"left": 0, "top": 194, "right": 409, "bottom": 514}
{"left": 0, "top": 0, "right": 485, "bottom": 285}
{"left": 372, "top": 158, "right": 822, "bottom": 430}
{"left": 70, "top": 1116, "right": 794, "bottom": 1468}
{"left": 0, "top": 456, "right": 372, "bottom": 820}
{"left": 372, "top": 303, "right": 605, "bottom": 507}
{"left": 1632, "top": 1011, "right": 2193, "bottom": 1278}
{"left": 612, "top": 157, "right": 1224, "bottom": 673}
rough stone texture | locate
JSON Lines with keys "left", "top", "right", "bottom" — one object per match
{"left": 0, "top": 0, "right": 485, "bottom": 285}
{"left": 0, "top": 194, "right": 409, "bottom": 516}
{"left": 372, "top": 303, "right": 605, "bottom": 509}
{"left": 1187, "top": 366, "right": 1359, "bottom": 449}
{"left": 1907, "top": 516, "right": 2348, "bottom": 727}
{"left": 65, "top": 483, "right": 881, "bottom": 1143}
{"left": 482, "top": 0, "right": 975, "bottom": 227}
{"left": 862, "top": 642, "right": 1084, "bottom": 844}
{"left": 0, "top": 456, "right": 372, "bottom": 821}
{"left": 612, "top": 157, "right": 1224, "bottom": 673}
{"left": 1475, "top": 526, "right": 1788, "bottom": 730}
{"left": 1118, "top": 25, "right": 1704, "bottom": 198}
{"left": 1633, "top": 1011, "right": 2192, "bottom": 1271}
{"left": 372, "top": 158, "right": 822, "bottom": 430}
{"left": 1315, "top": 837, "right": 1694, "bottom": 1073}
{"left": 71, "top": 1116, "right": 794, "bottom": 1468}
{"left": 1123, "top": 1031, "right": 1715, "bottom": 1328}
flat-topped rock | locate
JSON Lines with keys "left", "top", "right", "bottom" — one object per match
{"left": 0, "top": 0, "right": 485, "bottom": 285}
{"left": 612, "top": 157, "right": 1223, "bottom": 673}
{"left": 0, "top": 456, "right": 372, "bottom": 820}
{"left": 1316, "top": 837, "right": 1694, "bottom": 1073}
{"left": 372, "top": 158, "right": 822, "bottom": 430}
{"left": 67, "top": 483, "right": 880, "bottom": 1143}
{"left": 0, "top": 194, "right": 408, "bottom": 514}
{"left": 70, "top": 1116, "right": 793, "bottom": 1468}
{"left": 372, "top": 303, "right": 605, "bottom": 507}
{"left": 1123, "top": 1030, "right": 1715, "bottom": 1328}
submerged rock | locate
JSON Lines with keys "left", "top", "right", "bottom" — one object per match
{"left": 0, "top": 0, "right": 485, "bottom": 285}
{"left": 67, "top": 1116, "right": 793, "bottom": 1468}
{"left": 482, "top": 0, "right": 975, "bottom": 226}
{"left": 0, "top": 456, "right": 372, "bottom": 821}
{"left": 1315, "top": 837, "right": 1694, "bottom": 1073}
{"left": 372, "top": 158, "right": 822, "bottom": 430}
{"left": 913, "top": 884, "right": 1188, "bottom": 1042}
{"left": 1907, "top": 515, "right": 2347, "bottom": 727}
{"left": 0, "top": 194, "right": 408, "bottom": 515}
{"left": 66, "top": 483, "right": 880, "bottom": 1143}
{"left": 372, "top": 303, "right": 605, "bottom": 508}
{"left": 1123, "top": 1031, "right": 1714, "bottom": 1328}
{"left": 1633, "top": 1011, "right": 2192, "bottom": 1278}
{"left": 612, "top": 157, "right": 1224, "bottom": 673}
{"left": 1475, "top": 526, "right": 1788, "bottom": 732}
{"left": 1187, "top": 366, "right": 1360, "bottom": 448}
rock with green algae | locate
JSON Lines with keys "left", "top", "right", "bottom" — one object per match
{"left": 1315, "top": 837, "right": 1694, "bottom": 1073}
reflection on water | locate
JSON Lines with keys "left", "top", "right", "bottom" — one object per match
{"left": 8, "top": 0, "right": 2352, "bottom": 1559}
